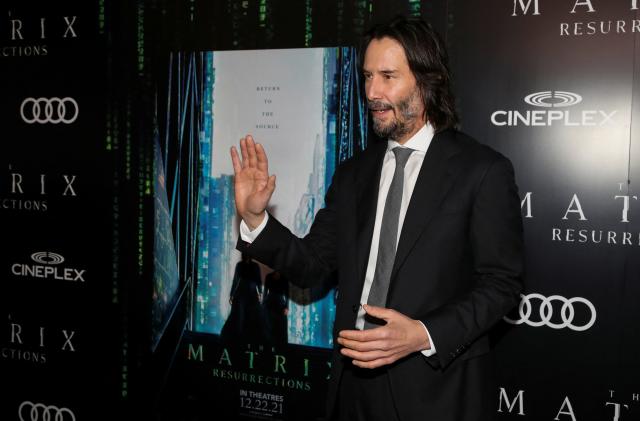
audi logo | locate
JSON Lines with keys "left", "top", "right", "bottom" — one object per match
{"left": 18, "top": 401, "right": 76, "bottom": 421}
{"left": 504, "top": 293, "right": 596, "bottom": 331}
{"left": 30, "top": 251, "right": 65, "bottom": 265}
{"left": 523, "top": 91, "right": 582, "bottom": 108}
{"left": 20, "top": 97, "right": 79, "bottom": 124}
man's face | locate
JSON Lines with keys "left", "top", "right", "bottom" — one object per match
{"left": 363, "top": 37, "right": 426, "bottom": 143}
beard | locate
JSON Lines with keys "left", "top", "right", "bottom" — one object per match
{"left": 369, "top": 90, "right": 422, "bottom": 141}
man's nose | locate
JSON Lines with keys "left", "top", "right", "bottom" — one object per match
{"left": 365, "top": 77, "right": 382, "bottom": 101}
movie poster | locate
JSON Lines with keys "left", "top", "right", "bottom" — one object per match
{"left": 163, "top": 47, "right": 367, "bottom": 420}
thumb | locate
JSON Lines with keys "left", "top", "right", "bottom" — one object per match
{"left": 266, "top": 174, "right": 276, "bottom": 193}
{"left": 363, "top": 304, "right": 393, "bottom": 320}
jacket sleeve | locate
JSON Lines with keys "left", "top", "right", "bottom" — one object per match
{"left": 420, "top": 155, "right": 524, "bottom": 369}
{"left": 236, "top": 170, "right": 340, "bottom": 289}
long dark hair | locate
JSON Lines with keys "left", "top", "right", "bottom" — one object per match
{"left": 361, "top": 16, "right": 458, "bottom": 132}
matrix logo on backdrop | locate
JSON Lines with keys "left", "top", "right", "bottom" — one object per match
{"left": 2, "top": 314, "right": 77, "bottom": 364}
{"left": 491, "top": 91, "right": 617, "bottom": 127}
{"left": 20, "top": 97, "right": 79, "bottom": 124}
{"left": 511, "top": 0, "right": 640, "bottom": 37}
{"left": 11, "top": 251, "right": 86, "bottom": 282}
{"left": 497, "top": 388, "right": 639, "bottom": 420}
{"left": 0, "top": 12, "right": 78, "bottom": 58}
{"left": 521, "top": 185, "right": 640, "bottom": 246}
{"left": 18, "top": 401, "right": 76, "bottom": 421}
{"left": 1, "top": 165, "right": 78, "bottom": 212}
{"left": 504, "top": 293, "right": 596, "bottom": 331}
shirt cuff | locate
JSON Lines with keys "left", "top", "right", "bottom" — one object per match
{"left": 418, "top": 321, "right": 436, "bottom": 357}
{"left": 239, "top": 213, "right": 269, "bottom": 243}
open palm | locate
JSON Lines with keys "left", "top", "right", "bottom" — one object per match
{"left": 230, "top": 135, "right": 276, "bottom": 229}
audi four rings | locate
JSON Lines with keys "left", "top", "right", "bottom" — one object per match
{"left": 20, "top": 97, "right": 79, "bottom": 124}
{"left": 19, "top": 401, "right": 76, "bottom": 421}
{"left": 503, "top": 293, "right": 596, "bottom": 331}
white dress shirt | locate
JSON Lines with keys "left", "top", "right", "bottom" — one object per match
{"left": 240, "top": 123, "right": 436, "bottom": 356}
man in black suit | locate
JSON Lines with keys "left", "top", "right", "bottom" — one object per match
{"left": 230, "top": 16, "right": 523, "bottom": 421}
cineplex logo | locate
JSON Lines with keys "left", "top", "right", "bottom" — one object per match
{"left": 490, "top": 91, "right": 617, "bottom": 127}
{"left": 11, "top": 251, "right": 86, "bottom": 282}
{"left": 504, "top": 293, "right": 596, "bottom": 331}
{"left": 18, "top": 401, "right": 76, "bottom": 421}
{"left": 20, "top": 97, "right": 79, "bottom": 124}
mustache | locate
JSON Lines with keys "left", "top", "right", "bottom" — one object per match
{"left": 368, "top": 101, "right": 393, "bottom": 111}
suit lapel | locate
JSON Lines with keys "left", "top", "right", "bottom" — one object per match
{"left": 388, "top": 130, "right": 463, "bottom": 290}
{"left": 354, "top": 141, "right": 387, "bottom": 291}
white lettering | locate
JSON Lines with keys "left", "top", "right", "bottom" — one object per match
{"left": 512, "top": 0, "right": 540, "bottom": 16}
{"left": 63, "top": 175, "right": 77, "bottom": 196}
{"left": 11, "top": 19, "right": 23, "bottom": 40}
{"left": 521, "top": 192, "right": 533, "bottom": 218}
{"left": 614, "top": 195, "right": 637, "bottom": 222}
{"left": 562, "top": 194, "right": 587, "bottom": 221}
{"left": 570, "top": 0, "right": 595, "bottom": 13}
{"left": 11, "top": 173, "right": 23, "bottom": 194}
{"left": 498, "top": 388, "right": 525, "bottom": 415}
{"left": 61, "top": 330, "right": 75, "bottom": 352}
{"left": 565, "top": 229, "right": 575, "bottom": 242}
{"left": 63, "top": 16, "right": 78, "bottom": 38}
{"left": 605, "top": 402, "right": 629, "bottom": 421}
{"left": 555, "top": 396, "right": 577, "bottom": 421}
{"left": 491, "top": 111, "right": 507, "bottom": 126}
{"left": 582, "top": 110, "right": 597, "bottom": 126}
{"left": 11, "top": 322, "right": 23, "bottom": 344}
{"left": 600, "top": 110, "right": 617, "bottom": 125}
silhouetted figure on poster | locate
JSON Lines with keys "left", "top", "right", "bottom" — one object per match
{"left": 264, "top": 270, "right": 289, "bottom": 345}
{"left": 221, "top": 253, "right": 267, "bottom": 344}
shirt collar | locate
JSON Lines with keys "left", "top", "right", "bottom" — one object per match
{"left": 386, "top": 123, "right": 434, "bottom": 153}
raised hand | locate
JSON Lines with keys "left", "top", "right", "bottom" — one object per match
{"left": 230, "top": 135, "right": 276, "bottom": 229}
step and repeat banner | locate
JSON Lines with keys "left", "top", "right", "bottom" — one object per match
{"left": 1, "top": 1, "right": 196, "bottom": 420}
{"left": 449, "top": 1, "right": 640, "bottom": 420}
{"left": 3, "top": 1, "right": 638, "bottom": 420}
{"left": 0, "top": 1, "right": 115, "bottom": 420}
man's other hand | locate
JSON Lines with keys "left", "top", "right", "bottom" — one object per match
{"left": 337, "top": 304, "right": 430, "bottom": 369}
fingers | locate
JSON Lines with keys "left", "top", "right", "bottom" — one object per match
{"left": 338, "top": 329, "right": 374, "bottom": 342}
{"left": 338, "top": 327, "right": 388, "bottom": 342}
{"left": 256, "top": 142, "right": 269, "bottom": 173}
{"left": 337, "top": 337, "right": 392, "bottom": 352}
{"left": 240, "top": 137, "right": 249, "bottom": 168}
{"left": 246, "top": 135, "right": 258, "bottom": 168}
{"left": 363, "top": 304, "right": 396, "bottom": 321}
{"left": 340, "top": 347, "right": 388, "bottom": 362}
{"left": 230, "top": 146, "right": 242, "bottom": 175}
{"left": 352, "top": 352, "right": 404, "bottom": 369}
{"left": 237, "top": 136, "right": 267, "bottom": 173}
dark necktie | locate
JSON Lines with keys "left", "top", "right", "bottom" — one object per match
{"left": 364, "top": 146, "right": 414, "bottom": 329}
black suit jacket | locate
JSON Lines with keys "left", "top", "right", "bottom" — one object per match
{"left": 237, "top": 129, "right": 524, "bottom": 421}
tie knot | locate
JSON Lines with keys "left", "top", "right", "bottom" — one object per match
{"left": 392, "top": 147, "right": 414, "bottom": 168}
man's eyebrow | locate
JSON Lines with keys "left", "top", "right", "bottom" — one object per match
{"left": 362, "top": 69, "right": 398, "bottom": 75}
